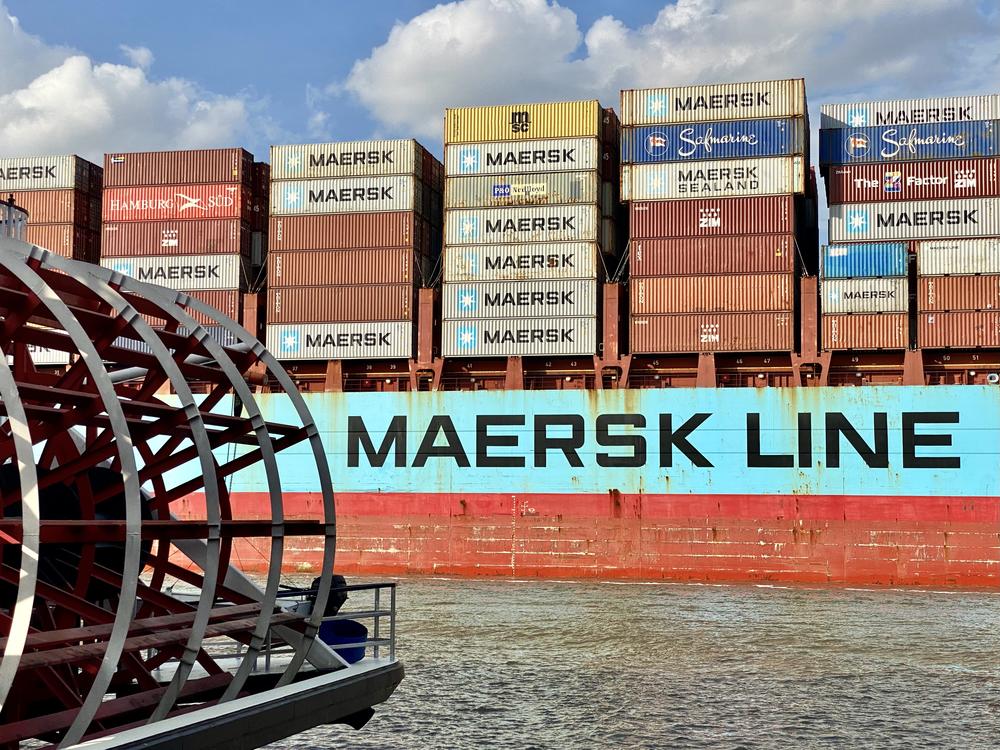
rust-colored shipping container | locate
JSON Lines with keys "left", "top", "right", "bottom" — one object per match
{"left": 268, "top": 213, "right": 434, "bottom": 255}
{"left": 268, "top": 248, "right": 424, "bottom": 287}
{"left": 251, "top": 161, "right": 270, "bottom": 233}
{"left": 631, "top": 235, "right": 796, "bottom": 277}
{"left": 267, "top": 284, "right": 414, "bottom": 324}
{"left": 629, "top": 311, "right": 794, "bottom": 353}
{"left": 24, "top": 223, "right": 98, "bottom": 262}
{"left": 631, "top": 274, "right": 793, "bottom": 314}
{"left": 821, "top": 313, "right": 908, "bottom": 350}
{"left": 102, "top": 184, "right": 253, "bottom": 223}
{"left": 825, "top": 158, "right": 1000, "bottom": 204}
{"left": 919, "top": 311, "right": 1000, "bottom": 348}
{"left": 918, "top": 274, "right": 1000, "bottom": 311}
{"left": 141, "top": 289, "right": 243, "bottom": 328}
{"left": 10, "top": 189, "right": 100, "bottom": 228}
{"left": 628, "top": 195, "right": 795, "bottom": 239}
{"left": 103, "top": 148, "right": 253, "bottom": 188}
{"left": 101, "top": 219, "right": 251, "bottom": 258}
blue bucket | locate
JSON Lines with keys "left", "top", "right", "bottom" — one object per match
{"left": 318, "top": 619, "right": 368, "bottom": 664}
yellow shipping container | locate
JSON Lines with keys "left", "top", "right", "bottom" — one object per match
{"left": 445, "top": 100, "right": 603, "bottom": 145}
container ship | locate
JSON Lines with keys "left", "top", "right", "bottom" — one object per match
{"left": 7, "top": 81, "right": 999, "bottom": 588}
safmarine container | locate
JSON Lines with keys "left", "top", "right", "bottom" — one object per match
{"left": 267, "top": 284, "right": 413, "bottom": 324}
{"left": 918, "top": 275, "right": 1000, "bottom": 311}
{"left": 270, "top": 139, "right": 430, "bottom": 180}
{"left": 444, "top": 137, "right": 602, "bottom": 176}
{"left": 103, "top": 184, "right": 252, "bottom": 222}
{"left": 0, "top": 155, "right": 93, "bottom": 191}
{"left": 822, "top": 277, "right": 908, "bottom": 313}
{"left": 818, "top": 121, "right": 999, "bottom": 167}
{"left": 621, "top": 118, "right": 806, "bottom": 164}
{"left": 917, "top": 238, "right": 1000, "bottom": 275}
{"left": 269, "top": 248, "right": 421, "bottom": 287}
{"left": 443, "top": 242, "right": 599, "bottom": 282}
{"left": 629, "top": 195, "right": 794, "bottom": 239}
{"left": 919, "top": 310, "right": 1000, "bottom": 347}
{"left": 820, "top": 95, "right": 1000, "bottom": 130}
{"left": 631, "top": 235, "right": 796, "bottom": 277}
{"left": 821, "top": 243, "right": 909, "bottom": 278}
{"left": 632, "top": 274, "right": 793, "bottom": 314}
{"left": 268, "top": 321, "right": 413, "bottom": 360}
{"left": 442, "top": 279, "right": 597, "bottom": 319}
{"left": 621, "top": 156, "right": 805, "bottom": 201}
{"left": 829, "top": 198, "right": 1000, "bottom": 242}
{"left": 445, "top": 100, "right": 602, "bottom": 144}
{"left": 629, "top": 312, "right": 794, "bottom": 353}
{"left": 101, "top": 254, "right": 246, "bottom": 291}
{"left": 620, "top": 79, "right": 806, "bottom": 126}
{"left": 441, "top": 317, "right": 596, "bottom": 357}
{"left": 103, "top": 148, "right": 253, "bottom": 187}
{"left": 445, "top": 204, "right": 599, "bottom": 245}
{"left": 445, "top": 171, "right": 600, "bottom": 209}
{"left": 101, "top": 219, "right": 250, "bottom": 257}
{"left": 8, "top": 189, "right": 99, "bottom": 227}
{"left": 826, "top": 158, "right": 1000, "bottom": 204}
{"left": 269, "top": 213, "right": 433, "bottom": 253}
{"left": 270, "top": 176, "right": 424, "bottom": 217}
{"left": 822, "top": 313, "right": 908, "bottom": 349}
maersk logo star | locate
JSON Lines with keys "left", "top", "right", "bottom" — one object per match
{"left": 281, "top": 331, "right": 299, "bottom": 351}
{"left": 456, "top": 326, "right": 476, "bottom": 348}
{"left": 646, "top": 94, "right": 667, "bottom": 118}
{"left": 846, "top": 110, "right": 867, "bottom": 127}
{"left": 284, "top": 188, "right": 301, "bottom": 206}
{"left": 457, "top": 288, "right": 477, "bottom": 312}
{"left": 286, "top": 153, "right": 302, "bottom": 171}
{"left": 460, "top": 216, "right": 479, "bottom": 239}
{"left": 648, "top": 173, "right": 666, "bottom": 194}
{"left": 459, "top": 148, "right": 480, "bottom": 173}
{"left": 846, "top": 210, "right": 869, "bottom": 233}
{"left": 111, "top": 260, "right": 133, "bottom": 276}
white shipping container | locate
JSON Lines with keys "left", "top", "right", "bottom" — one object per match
{"left": 917, "top": 238, "right": 1000, "bottom": 275}
{"left": 442, "top": 279, "right": 597, "bottom": 320}
{"left": 442, "top": 317, "right": 596, "bottom": 357}
{"left": 270, "top": 140, "right": 423, "bottom": 180}
{"left": 621, "top": 156, "right": 805, "bottom": 201}
{"left": 0, "top": 155, "right": 88, "bottom": 191}
{"left": 620, "top": 79, "right": 806, "bottom": 126}
{"left": 6, "top": 345, "right": 71, "bottom": 366}
{"left": 821, "top": 95, "right": 1000, "bottom": 129}
{"left": 443, "top": 242, "right": 600, "bottom": 282}
{"left": 822, "top": 277, "right": 908, "bottom": 313}
{"left": 445, "top": 170, "right": 600, "bottom": 209}
{"left": 101, "top": 254, "right": 245, "bottom": 291}
{"left": 267, "top": 321, "right": 413, "bottom": 360}
{"left": 270, "top": 176, "right": 422, "bottom": 216}
{"left": 445, "top": 204, "right": 598, "bottom": 245}
{"left": 829, "top": 198, "right": 1000, "bottom": 242}
{"left": 444, "top": 138, "right": 601, "bottom": 176}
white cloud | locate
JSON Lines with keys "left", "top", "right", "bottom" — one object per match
{"left": 119, "top": 44, "right": 154, "bottom": 70}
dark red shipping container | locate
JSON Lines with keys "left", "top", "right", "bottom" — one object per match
{"left": 821, "top": 313, "right": 908, "bottom": 350}
{"left": 267, "top": 284, "right": 414, "bottom": 324}
{"left": 25, "top": 223, "right": 99, "bottom": 262}
{"left": 268, "top": 248, "right": 425, "bottom": 287}
{"left": 629, "top": 196, "right": 795, "bottom": 239}
{"left": 631, "top": 235, "right": 797, "bottom": 277}
{"left": 919, "top": 311, "right": 1000, "bottom": 348}
{"left": 630, "top": 274, "right": 794, "bottom": 314}
{"left": 101, "top": 219, "right": 251, "bottom": 259}
{"left": 103, "top": 184, "right": 253, "bottom": 223}
{"left": 251, "top": 161, "right": 270, "bottom": 233}
{"left": 103, "top": 148, "right": 253, "bottom": 188}
{"left": 917, "top": 274, "right": 1000, "bottom": 311}
{"left": 629, "top": 311, "right": 794, "bottom": 353}
{"left": 826, "top": 158, "right": 1000, "bottom": 204}
{"left": 11, "top": 189, "right": 100, "bottom": 228}
{"left": 268, "top": 213, "right": 434, "bottom": 255}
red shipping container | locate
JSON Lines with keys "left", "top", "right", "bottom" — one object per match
{"left": 103, "top": 184, "right": 252, "bottom": 223}
{"left": 103, "top": 148, "right": 253, "bottom": 188}
{"left": 11, "top": 189, "right": 100, "bottom": 228}
{"left": 821, "top": 313, "right": 908, "bottom": 350}
{"left": 101, "top": 219, "right": 251, "bottom": 258}
{"left": 826, "top": 158, "right": 1000, "bottom": 204}
{"left": 268, "top": 212, "right": 434, "bottom": 254}
{"left": 140, "top": 289, "right": 243, "bottom": 328}
{"left": 24, "top": 223, "right": 97, "bottom": 262}
{"left": 629, "top": 312, "right": 794, "bottom": 353}
{"left": 268, "top": 248, "right": 424, "bottom": 287}
{"left": 632, "top": 235, "right": 797, "bottom": 277}
{"left": 251, "top": 162, "right": 270, "bottom": 233}
{"left": 629, "top": 196, "right": 795, "bottom": 239}
{"left": 267, "top": 284, "right": 414, "bottom": 324}
{"left": 631, "top": 274, "right": 794, "bottom": 314}
{"left": 918, "top": 274, "right": 1000, "bottom": 311}
{"left": 919, "top": 311, "right": 1000, "bottom": 348}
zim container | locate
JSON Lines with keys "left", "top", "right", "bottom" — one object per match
{"left": 620, "top": 79, "right": 807, "bottom": 126}
{"left": 101, "top": 219, "right": 251, "bottom": 258}
{"left": 918, "top": 274, "right": 1000, "bottom": 311}
{"left": 629, "top": 311, "right": 794, "bottom": 353}
{"left": 825, "top": 158, "right": 1000, "bottom": 204}
{"left": 630, "top": 235, "right": 796, "bottom": 277}
{"left": 101, "top": 254, "right": 247, "bottom": 292}
{"left": 445, "top": 100, "right": 603, "bottom": 144}
{"left": 268, "top": 248, "right": 424, "bottom": 287}
{"left": 821, "top": 277, "right": 908, "bottom": 314}
{"left": 443, "top": 242, "right": 600, "bottom": 282}
{"left": 620, "top": 118, "right": 806, "bottom": 164}
{"left": 441, "top": 316, "right": 597, "bottom": 357}
{"left": 620, "top": 156, "right": 805, "bottom": 201}
{"left": 631, "top": 274, "right": 793, "bottom": 314}
{"left": 0, "top": 155, "right": 95, "bottom": 191}
{"left": 268, "top": 212, "right": 434, "bottom": 254}
{"left": 828, "top": 198, "right": 1000, "bottom": 242}
{"left": 916, "top": 238, "right": 1000, "bottom": 275}
{"left": 629, "top": 195, "right": 794, "bottom": 239}
{"left": 445, "top": 204, "right": 599, "bottom": 245}
{"left": 442, "top": 279, "right": 597, "bottom": 320}
{"left": 445, "top": 170, "right": 600, "bottom": 209}
{"left": 821, "top": 313, "right": 908, "bottom": 350}
{"left": 270, "top": 139, "right": 434, "bottom": 180}
{"left": 103, "top": 148, "right": 253, "bottom": 187}
{"left": 267, "top": 321, "right": 413, "bottom": 360}
{"left": 818, "top": 121, "right": 999, "bottom": 167}
{"left": 267, "top": 284, "right": 414, "bottom": 324}
{"left": 820, "top": 95, "right": 1000, "bottom": 129}
{"left": 821, "top": 243, "right": 909, "bottom": 279}
{"left": 444, "top": 137, "right": 602, "bottom": 176}
{"left": 102, "top": 184, "right": 252, "bottom": 222}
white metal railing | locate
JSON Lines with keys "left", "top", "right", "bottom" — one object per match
{"left": 0, "top": 200, "right": 28, "bottom": 241}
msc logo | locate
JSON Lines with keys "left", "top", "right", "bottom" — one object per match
{"left": 458, "top": 148, "right": 480, "bottom": 174}
{"left": 846, "top": 209, "right": 869, "bottom": 233}
{"left": 883, "top": 171, "right": 902, "bottom": 193}
{"left": 455, "top": 326, "right": 477, "bottom": 349}
{"left": 646, "top": 94, "right": 668, "bottom": 119}
{"left": 846, "top": 133, "right": 870, "bottom": 158}
{"left": 510, "top": 111, "right": 531, "bottom": 134}
{"left": 846, "top": 109, "right": 867, "bottom": 128}
{"left": 459, "top": 215, "right": 479, "bottom": 240}
{"left": 279, "top": 330, "right": 300, "bottom": 353}
{"left": 645, "top": 132, "right": 669, "bottom": 157}
{"left": 456, "top": 288, "right": 478, "bottom": 314}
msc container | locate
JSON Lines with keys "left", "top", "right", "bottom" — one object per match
{"left": 444, "top": 137, "right": 601, "bottom": 176}
{"left": 441, "top": 317, "right": 596, "bottom": 357}
{"left": 101, "top": 219, "right": 250, "bottom": 258}
{"left": 443, "top": 242, "right": 599, "bottom": 282}
{"left": 631, "top": 274, "right": 793, "bottom": 315}
{"left": 631, "top": 235, "right": 796, "bottom": 276}
{"left": 828, "top": 198, "right": 1000, "bottom": 242}
{"left": 825, "top": 158, "right": 1000, "bottom": 204}
{"left": 820, "top": 95, "right": 1000, "bottom": 130}
{"left": 818, "top": 121, "right": 999, "bottom": 167}
{"left": 629, "top": 195, "right": 794, "bottom": 239}
{"left": 620, "top": 156, "right": 805, "bottom": 201}
{"left": 445, "top": 171, "right": 599, "bottom": 209}
{"left": 445, "top": 204, "right": 599, "bottom": 245}
{"left": 629, "top": 312, "right": 794, "bottom": 353}
{"left": 103, "top": 184, "right": 252, "bottom": 223}
{"left": 269, "top": 248, "right": 422, "bottom": 287}
{"left": 821, "top": 313, "right": 908, "bottom": 350}
{"left": 268, "top": 213, "right": 433, "bottom": 253}
{"left": 270, "top": 139, "right": 432, "bottom": 180}
{"left": 24, "top": 223, "right": 96, "bottom": 261}
{"left": 270, "top": 176, "right": 424, "bottom": 217}
{"left": 267, "top": 284, "right": 413, "bottom": 324}
{"left": 101, "top": 254, "right": 246, "bottom": 292}
{"left": 442, "top": 279, "right": 597, "bottom": 320}
{"left": 919, "top": 310, "right": 1000, "bottom": 348}
{"left": 620, "top": 79, "right": 806, "bottom": 126}
{"left": 267, "top": 321, "right": 413, "bottom": 360}
{"left": 0, "top": 155, "right": 93, "bottom": 191}
{"left": 822, "top": 277, "right": 908, "bottom": 314}
{"left": 10, "top": 189, "right": 99, "bottom": 227}
{"left": 103, "top": 148, "right": 253, "bottom": 188}
{"left": 917, "top": 238, "right": 1000, "bottom": 275}
{"left": 821, "top": 243, "right": 909, "bottom": 279}
{"left": 445, "top": 100, "right": 602, "bottom": 144}
{"left": 918, "top": 275, "right": 1000, "bottom": 311}
{"left": 620, "top": 118, "right": 806, "bottom": 164}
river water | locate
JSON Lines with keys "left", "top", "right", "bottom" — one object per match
{"left": 267, "top": 577, "right": 1000, "bottom": 749}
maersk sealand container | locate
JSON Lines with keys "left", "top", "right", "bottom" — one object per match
{"left": 819, "top": 121, "right": 999, "bottom": 166}
{"left": 622, "top": 118, "right": 806, "bottom": 163}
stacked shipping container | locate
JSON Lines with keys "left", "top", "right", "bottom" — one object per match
{"left": 620, "top": 80, "right": 812, "bottom": 353}
{"left": 440, "top": 100, "right": 618, "bottom": 356}
{"left": 265, "top": 140, "right": 442, "bottom": 360}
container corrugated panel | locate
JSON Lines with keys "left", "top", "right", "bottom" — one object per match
{"left": 24, "top": 223, "right": 93, "bottom": 260}
{"left": 918, "top": 275, "right": 1000, "bottom": 311}
{"left": 620, "top": 118, "right": 806, "bottom": 164}
{"left": 632, "top": 274, "right": 793, "bottom": 314}
{"left": 10, "top": 189, "right": 94, "bottom": 226}
{"left": 0, "top": 155, "right": 90, "bottom": 191}
{"left": 822, "top": 278, "right": 908, "bottom": 313}
{"left": 267, "top": 321, "right": 413, "bottom": 360}
{"left": 629, "top": 195, "right": 794, "bottom": 239}
{"left": 442, "top": 279, "right": 597, "bottom": 319}
{"left": 101, "top": 254, "right": 246, "bottom": 292}
{"left": 828, "top": 198, "right": 1000, "bottom": 242}
{"left": 441, "top": 317, "right": 596, "bottom": 357}
{"left": 445, "top": 204, "right": 598, "bottom": 245}
{"left": 103, "top": 184, "right": 252, "bottom": 222}
{"left": 103, "top": 148, "right": 252, "bottom": 187}
{"left": 818, "top": 121, "right": 998, "bottom": 166}
{"left": 629, "top": 312, "right": 794, "bottom": 353}
{"left": 821, "top": 313, "right": 908, "bottom": 350}
{"left": 114, "top": 325, "right": 240, "bottom": 356}
{"left": 444, "top": 171, "right": 599, "bottom": 209}
{"left": 620, "top": 80, "right": 806, "bottom": 126}
{"left": 162, "top": 289, "right": 242, "bottom": 327}
{"left": 820, "top": 95, "right": 1000, "bottom": 129}
{"left": 445, "top": 100, "right": 601, "bottom": 144}
{"left": 267, "top": 284, "right": 413, "bottom": 324}
{"left": 101, "top": 219, "right": 250, "bottom": 257}
{"left": 631, "top": 235, "right": 795, "bottom": 276}
{"left": 621, "top": 156, "right": 805, "bottom": 201}
{"left": 444, "top": 138, "right": 601, "bottom": 176}
{"left": 825, "top": 158, "right": 1000, "bottom": 204}
{"left": 270, "top": 176, "right": 423, "bottom": 217}
{"left": 919, "top": 311, "right": 1000, "bottom": 348}
{"left": 917, "top": 238, "right": 1000, "bottom": 275}
{"left": 443, "top": 242, "right": 599, "bottom": 282}
{"left": 268, "top": 213, "right": 433, "bottom": 254}
{"left": 270, "top": 140, "right": 426, "bottom": 180}
{"left": 24, "top": 345, "right": 71, "bottom": 366}
{"left": 821, "top": 243, "right": 909, "bottom": 279}
{"left": 269, "top": 248, "right": 420, "bottom": 287}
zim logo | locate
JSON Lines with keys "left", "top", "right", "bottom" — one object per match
{"left": 510, "top": 111, "right": 530, "bottom": 134}
{"left": 698, "top": 208, "right": 721, "bottom": 228}
{"left": 645, "top": 132, "right": 669, "bottom": 157}
{"left": 700, "top": 323, "right": 720, "bottom": 344}
{"left": 846, "top": 133, "right": 870, "bottom": 157}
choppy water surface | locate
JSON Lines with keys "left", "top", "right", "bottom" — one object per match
{"left": 267, "top": 578, "right": 1000, "bottom": 749}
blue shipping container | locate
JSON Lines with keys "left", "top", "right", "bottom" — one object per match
{"left": 821, "top": 243, "right": 909, "bottom": 279}
{"left": 621, "top": 118, "right": 806, "bottom": 164}
{"left": 819, "top": 121, "right": 999, "bottom": 166}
